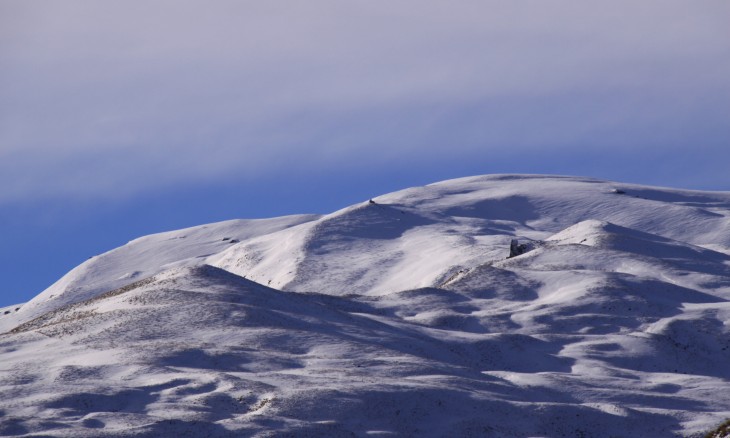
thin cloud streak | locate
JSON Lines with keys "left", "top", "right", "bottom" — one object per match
{"left": 1, "top": 0, "right": 729, "bottom": 202}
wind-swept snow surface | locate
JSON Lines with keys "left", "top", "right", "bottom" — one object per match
{"left": 1, "top": 175, "right": 730, "bottom": 437}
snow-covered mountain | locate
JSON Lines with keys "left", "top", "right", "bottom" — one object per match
{"left": 1, "top": 174, "right": 729, "bottom": 437}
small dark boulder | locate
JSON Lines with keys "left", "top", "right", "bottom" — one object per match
{"left": 508, "top": 239, "right": 530, "bottom": 258}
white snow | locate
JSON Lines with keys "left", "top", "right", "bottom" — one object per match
{"left": 1, "top": 174, "right": 730, "bottom": 437}
{"left": 0, "top": 214, "right": 319, "bottom": 333}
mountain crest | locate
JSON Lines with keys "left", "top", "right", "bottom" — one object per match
{"left": 2, "top": 175, "right": 730, "bottom": 437}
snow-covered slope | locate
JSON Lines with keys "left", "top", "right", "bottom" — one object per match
{"left": 212, "top": 175, "right": 730, "bottom": 296}
{"left": 0, "top": 215, "right": 319, "bottom": 333}
{"left": 1, "top": 174, "right": 730, "bottom": 437}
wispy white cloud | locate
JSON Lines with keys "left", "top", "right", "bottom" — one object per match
{"left": 2, "top": 0, "right": 729, "bottom": 201}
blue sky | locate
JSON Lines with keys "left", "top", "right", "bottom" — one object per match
{"left": 1, "top": 1, "right": 729, "bottom": 306}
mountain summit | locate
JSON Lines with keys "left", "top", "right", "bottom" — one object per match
{"left": 1, "top": 174, "right": 729, "bottom": 437}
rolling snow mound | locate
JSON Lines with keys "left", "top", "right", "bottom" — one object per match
{"left": 1, "top": 174, "right": 730, "bottom": 437}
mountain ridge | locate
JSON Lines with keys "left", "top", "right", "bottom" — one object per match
{"left": 1, "top": 174, "right": 730, "bottom": 437}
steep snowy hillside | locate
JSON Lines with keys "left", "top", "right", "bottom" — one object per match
{"left": 0, "top": 215, "right": 319, "bottom": 333}
{"left": 211, "top": 175, "right": 730, "bottom": 296}
{"left": 1, "top": 174, "right": 730, "bottom": 437}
